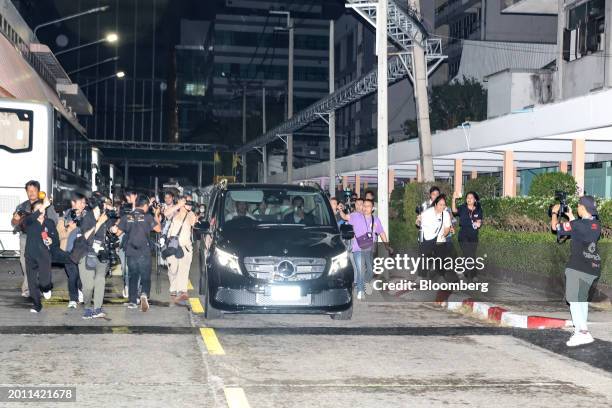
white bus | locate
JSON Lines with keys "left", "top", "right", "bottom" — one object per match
{"left": 0, "top": 3, "right": 92, "bottom": 257}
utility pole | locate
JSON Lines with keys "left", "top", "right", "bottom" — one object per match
{"left": 262, "top": 87, "right": 268, "bottom": 183}
{"left": 287, "top": 18, "right": 294, "bottom": 183}
{"left": 377, "top": 0, "right": 389, "bottom": 234}
{"left": 242, "top": 84, "right": 247, "bottom": 183}
{"left": 329, "top": 19, "right": 336, "bottom": 197}
{"left": 410, "top": 0, "right": 434, "bottom": 182}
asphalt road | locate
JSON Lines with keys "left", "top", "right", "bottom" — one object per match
{"left": 1, "top": 255, "right": 611, "bottom": 408}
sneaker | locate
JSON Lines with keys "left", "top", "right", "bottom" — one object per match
{"left": 22, "top": 291, "right": 30, "bottom": 298}
{"left": 126, "top": 303, "right": 138, "bottom": 309}
{"left": 140, "top": 294, "right": 149, "bottom": 312}
{"left": 82, "top": 308, "right": 94, "bottom": 319}
{"left": 42, "top": 290, "right": 52, "bottom": 300}
{"left": 365, "top": 282, "right": 373, "bottom": 295}
{"left": 566, "top": 331, "right": 595, "bottom": 347}
{"left": 177, "top": 292, "right": 189, "bottom": 301}
{"left": 122, "top": 286, "right": 128, "bottom": 299}
{"left": 357, "top": 291, "right": 363, "bottom": 300}
{"left": 67, "top": 301, "right": 77, "bottom": 309}
{"left": 78, "top": 290, "right": 84, "bottom": 303}
{"left": 92, "top": 308, "right": 106, "bottom": 318}
{"left": 136, "top": 297, "right": 141, "bottom": 305}
{"left": 29, "top": 308, "right": 39, "bottom": 313}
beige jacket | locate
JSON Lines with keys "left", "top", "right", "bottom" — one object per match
{"left": 167, "top": 210, "right": 196, "bottom": 249}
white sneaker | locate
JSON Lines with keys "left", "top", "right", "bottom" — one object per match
{"left": 357, "top": 291, "right": 363, "bottom": 300}
{"left": 365, "top": 282, "right": 373, "bottom": 295}
{"left": 67, "top": 301, "right": 77, "bottom": 309}
{"left": 21, "top": 291, "right": 29, "bottom": 298}
{"left": 566, "top": 331, "right": 595, "bottom": 347}
{"left": 122, "top": 286, "right": 128, "bottom": 299}
{"left": 42, "top": 290, "right": 52, "bottom": 300}
{"left": 29, "top": 308, "right": 39, "bottom": 313}
{"left": 78, "top": 290, "right": 84, "bottom": 303}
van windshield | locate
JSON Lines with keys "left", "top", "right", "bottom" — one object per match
{"left": 221, "top": 188, "right": 334, "bottom": 229}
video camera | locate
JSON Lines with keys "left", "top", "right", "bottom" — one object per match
{"left": 63, "top": 208, "right": 81, "bottom": 227}
{"left": 97, "top": 229, "right": 121, "bottom": 269}
{"left": 547, "top": 190, "right": 569, "bottom": 218}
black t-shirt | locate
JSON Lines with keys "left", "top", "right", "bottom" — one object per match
{"left": 118, "top": 209, "right": 157, "bottom": 257}
{"left": 455, "top": 204, "right": 483, "bottom": 239}
{"left": 557, "top": 218, "right": 601, "bottom": 276}
{"left": 23, "top": 210, "right": 53, "bottom": 261}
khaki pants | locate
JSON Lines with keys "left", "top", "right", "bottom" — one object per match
{"left": 79, "top": 257, "right": 107, "bottom": 310}
{"left": 19, "top": 234, "right": 28, "bottom": 293}
{"left": 167, "top": 248, "right": 193, "bottom": 293}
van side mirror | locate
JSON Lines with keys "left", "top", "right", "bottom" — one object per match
{"left": 340, "top": 224, "right": 354, "bottom": 240}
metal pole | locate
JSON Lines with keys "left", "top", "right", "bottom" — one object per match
{"left": 151, "top": 0, "right": 156, "bottom": 143}
{"left": 287, "top": 19, "right": 294, "bottom": 183}
{"left": 377, "top": 0, "right": 389, "bottom": 234}
{"left": 242, "top": 84, "right": 247, "bottom": 183}
{"left": 154, "top": 176, "right": 159, "bottom": 199}
{"left": 124, "top": 159, "right": 129, "bottom": 187}
{"left": 262, "top": 87, "right": 268, "bottom": 183}
{"left": 198, "top": 161, "right": 203, "bottom": 188}
{"left": 411, "top": 0, "right": 434, "bottom": 182}
{"left": 329, "top": 19, "right": 336, "bottom": 197}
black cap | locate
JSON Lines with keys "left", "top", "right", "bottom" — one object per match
{"left": 578, "top": 195, "right": 598, "bottom": 216}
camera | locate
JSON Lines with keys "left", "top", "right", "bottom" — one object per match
{"left": 97, "top": 229, "right": 121, "bottom": 268}
{"left": 104, "top": 208, "right": 119, "bottom": 220}
{"left": 185, "top": 200, "right": 196, "bottom": 207}
{"left": 64, "top": 208, "right": 80, "bottom": 227}
{"left": 547, "top": 190, "right": 569, "bottom": 217}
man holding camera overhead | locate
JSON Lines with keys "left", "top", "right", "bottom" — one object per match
{"left": 551, "top": 195, "right": 601, "bottom": 347}
{"left": 164, "top": 196, "right": 196, "bottom": 305}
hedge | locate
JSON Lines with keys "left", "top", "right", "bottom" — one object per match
{"left": 464, "top": 175, "right": 501, "bottom": 199}
{"left": 528, "top": 172, "right": 578, "bottom": 197}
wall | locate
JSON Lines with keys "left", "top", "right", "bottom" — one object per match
{"left": 562, "top": 52, "right": 606, "bottom": 99}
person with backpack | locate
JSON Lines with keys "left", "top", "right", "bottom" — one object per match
{"left": 164, "top": 197, "right": 196, "bottom": 305}
{"left": 111, "top": 194, "right": 161, "bottom": 311}
{"left": 348, "top": 199, "right": 391, "bottom": 300}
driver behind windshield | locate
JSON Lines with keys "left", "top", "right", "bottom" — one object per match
{"left": 226, "top": 201, "right": 255, "bottom": 221}
{"left": 282, "top": 196, "right": 315, "bottom": 225}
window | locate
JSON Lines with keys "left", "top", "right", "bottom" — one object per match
{"left": 565, "top": 0, "right": 605, "bottom": 61}
{"left": 0, "top": 109, "right": 33, "bottom": 152}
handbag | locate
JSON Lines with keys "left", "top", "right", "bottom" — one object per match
{"left": 85, "top": 251, "right": 98, "bottom": 270}
{"left": 355, "top": 214, "right": 376, "bottom": 250}
{"left": 161, "top": 213, "right": 188, "bottom": 259}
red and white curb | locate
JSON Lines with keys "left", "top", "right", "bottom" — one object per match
{"left": 445, "top": 294, "right": 572, "bottom": 329}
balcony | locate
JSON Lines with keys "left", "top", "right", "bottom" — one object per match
{"left": 501, "top": 0, "right": 558, "bottom": 14}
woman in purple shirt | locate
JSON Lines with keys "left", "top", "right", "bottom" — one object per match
{"left": 348, "top": 199, "right": 392, "bottom": 300}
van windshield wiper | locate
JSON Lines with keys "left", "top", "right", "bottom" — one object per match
{"left": 256, "top": 223, "right": 304, "bottom": 227}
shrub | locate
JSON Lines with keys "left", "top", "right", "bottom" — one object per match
{"left": 402, "top": 181, "right": 453, "bottom": 223}
{"left": 464, "top": 175, "right": 501, "bottom": 198}
{"left": 528, "top": 172, "right": 578, "bottom": 197}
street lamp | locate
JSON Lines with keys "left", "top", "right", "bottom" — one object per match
{"left": 34, "top": 6, "right": 110, "bottom": 38}
{"left": 67, "top": 56, "right": 119, "bottom": 75}
{"left": 55, "top": 32, "right": 119, "bottom": 56}
{"left": 81, "top": 71, "right": 126, "bottom": 89}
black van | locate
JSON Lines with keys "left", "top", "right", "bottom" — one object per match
{"left": 197, "top": 183, "right": 355, "bottom": 320}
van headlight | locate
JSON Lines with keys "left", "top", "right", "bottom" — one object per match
{"left": 329, "top": 251, "right": 349, "bottom": 274}
{"left": 214, "top": 248, "right": 241, "bottom": 274}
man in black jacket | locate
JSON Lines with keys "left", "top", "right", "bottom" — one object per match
{"left": 551, "top": 195, "right": 601, "bottom": 347}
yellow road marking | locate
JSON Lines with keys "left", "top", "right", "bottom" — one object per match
{"left": 189, "top": 297, "right": 204, "bottom": 314}
{"left": 200, "top": 328, "right": 225, "bottom": 355}
{"left": 224, "top": 387, "right": 250, "bottom": 408}
{"left": 111, "top": 326, "right": 131, "bottom": 334}
{"left": 187, "top": 280, "right": 194, "bottom": 290}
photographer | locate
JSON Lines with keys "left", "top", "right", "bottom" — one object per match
{"left": 330, "top": 197, "right": 349, "bottom": 225}
{"left": 57, "top": 192, "right": 87, "bottom": 308}
{"left": 551, "top": 196, "right": 601, "bottom": 347}
{"left": 11, "top": 180, "right": 58, "bottom": 297}
{"left": 164, "top": 197, "right": 196, "bottom": 305}
{"left": 112, "top": 194, "right": 161, "bottom": 312}
{"left": 78, "top": 193, "right": 116, "bottom": 319}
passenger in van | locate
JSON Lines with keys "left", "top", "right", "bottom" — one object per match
{"left": 226, "top": 201, "right": 255, "bottom": 221}
{"left": 282, "top": 196, "right": 315, "bottom": 225}
{"left": 253, "top": 201, "right": 272, "bottom": 217}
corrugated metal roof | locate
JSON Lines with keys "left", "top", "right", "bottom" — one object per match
{"left": 453, "top": 40, "right": 557, "bottom": 82}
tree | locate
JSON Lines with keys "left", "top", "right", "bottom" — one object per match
{"left": 403, "top": 77, "right": 487, "bottom": 136}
